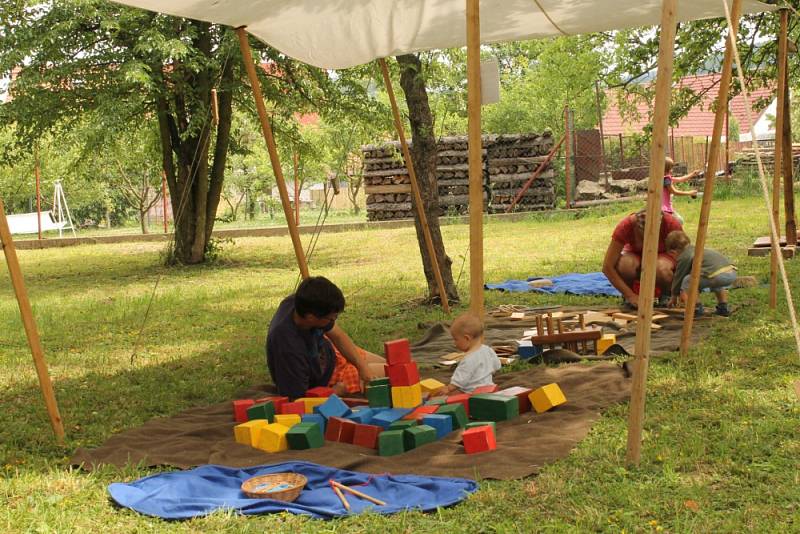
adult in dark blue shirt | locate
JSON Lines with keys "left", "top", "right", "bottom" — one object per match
{"left": 266, "top": 276, "right": 385, "bottom": 399}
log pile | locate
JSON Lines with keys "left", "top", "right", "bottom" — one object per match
{"left": 735, "top": 143, "right": 800, "bottom": 174}
{"left": 362, "top": 133, "right": 555, "bottom": 221}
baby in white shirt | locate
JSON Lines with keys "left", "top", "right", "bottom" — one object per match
{"left": 436, "top": 312, "right": 501, "bottom": 395}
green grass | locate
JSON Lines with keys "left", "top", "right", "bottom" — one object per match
{"left": 2, "top": 195, "right": 799, "bottom": 532}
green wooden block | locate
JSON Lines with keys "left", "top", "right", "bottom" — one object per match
{"left": 469, "top": 394, "right": 519, "bottom": 422}
{"left": 367, "top": 384, "right": 391, "bottom": 407}
{"left": 378, "top": 429, "right": 405, "bottom": 456}
{"left": 425, "top": 397, "right": 446, "bottom": 406}
{"left": 369, "top": 377, "right": 390, "bottom": 387}
{"left": 465, "top": 421, "right": 497, "bottom": 431}
{"left": 246, "top": 401, "right": 275, "bottom": 423}
{"left": 403, "top": 424, "right": 437, "bottom": 450}
{"left": 286, "top": 422, "right": 324, "bottom": 450}
{"left": 388, "top": 419, "right": 417, "bottom": 431}
{"left": 436, "top": 403, "right": 467, "bottom": 429}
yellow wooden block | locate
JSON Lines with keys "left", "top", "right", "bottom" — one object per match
{"left": 255, "top": 423, "right": 289, "bottom": 453}
{"left": 234, "top": 419, "right": 270, "bottom": 446}
{"left": 391, "top": 383, "right": 422, "bottom": 408}
{"left": 529, "top": 383, "right": 567, "bottom": 413}
{"left": 296, "top": 397, "right": 326, "bottom": 413}
{"left": 419, "top": 378, "right": 446, "bottom": 395}
{"left": 597, "top": 333, "right": 616, "bottom": 355}
{"left": 273, "top": 414, "right": 302, "bottom": 428}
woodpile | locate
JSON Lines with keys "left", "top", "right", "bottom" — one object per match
{"left": 735, "top": 143, "right": 800, "bottom": 174}
{"left": 362, "top": 133, "right": 555, "bottom": 221}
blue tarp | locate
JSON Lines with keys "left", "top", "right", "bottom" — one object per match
{"left": 485, "top": 272, "right": 622, "bottom": 297}
{"left": 108, "top": 461, "right": 478, "bottom": 520}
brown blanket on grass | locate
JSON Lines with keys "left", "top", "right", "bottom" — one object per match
{"left": 71, "top": 362, "right": 630, "bottom": 480}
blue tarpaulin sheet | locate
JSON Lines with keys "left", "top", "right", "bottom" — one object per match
{"left": 108, "top": 461, "right": 478, "bottom": 520}
{"left": 485, "top": 272, "right": 622, "bottom": 297}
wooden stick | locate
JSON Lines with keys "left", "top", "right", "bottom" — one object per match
{"left": 546, "top": 314, "right": 554, "bottom": 336}
{"left": 565, "top": 106, "right": 573, "bottom": 207}
{"left": 781, "top": 46, "right": 797, "bottom": 247}
{"left": 0, "top": 196, "right": 65, "bottom": 444}
{"left": 331, "top": 482, "right": 350, "bottom": 510}
{"left": 556, "top": 318, "right": 564, "bottom": 334}
{"left": 505, "top": 135, "right": 565, "bottom": 213}
{"left": 536, "top": 314, "right": 544, "bottom": 336}
{"left": 235, "top": 27, "right": 309, "bottom": 279}
{"left": 34, "top": 149, "right": 42, "bottom": 240}
{"left": 210, "top": 88, "right": 219, "bottom": 126}
{"left": 679, "top": 0, "right": 741, "bottom": 357}
{"left": 466, "top": 0, "right": 484, "bottom": 316}
{"left": 770, "top": 7, "right": 788, "bottom": 309}
{"left": 332, "top": 480, "right": 387, "bottom": 506}
{"left": 378, "top": 58, "right": 451, "bottom": 314}
{"left": 625, "top": 0, "right": 677, "bottom": 467}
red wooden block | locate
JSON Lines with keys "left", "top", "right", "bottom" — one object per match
{"left": 447, "top": 393, "right": 471, "bottom": 418}
{"left": 384, "top": 338, "right": 411, "bottom": 365}
{"left": 233, "top": 399, "right": 255, "bottom": 423}
{"left": 352, "top": 423, "right": 383, "bottom": 449}
{"left": 385, "top": 362, "right": 420, "bottom": 387}
{"left": 403, "top": 405, "right": 439, "bottom": 422}
{"left": 325, "top": 416, "right": 346, "bottom": 441}
{"left": 306, "top": 387, "right": 334, "bottom": 398}
{"left": 280, "top": 401, "right": 306, "bottom": 416}
{"left": 256, "top": 396, "right": 288, "bottom": 413}
{"left": 472, "top": 385, "right": 498, "bottom": 394}
{"left": 462, "top": 426, "right": 497, "bottom": 454}
{"left": 338, "top": 419, "right": 357, "bottom": 444}
{"left": 342, "top": 397, "right": 370, "bottom": 408}
{"left": 497, "top": 386, "right": 533, "bottom": 413}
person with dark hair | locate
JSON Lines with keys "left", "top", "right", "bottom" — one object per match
{"left": 266, "top": 276, "right": 385, "bottom": 399}
{"left": 601, "top": 208, "right": 683, "bottom": 309}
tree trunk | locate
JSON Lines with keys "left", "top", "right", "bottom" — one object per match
{"left": 139, "top": 202, "right": 149, "bottom": 234}
{"left": 397, "top": 54, "right": 459, "bottom": 303}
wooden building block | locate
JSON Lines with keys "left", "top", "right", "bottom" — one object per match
{"left": 347, "top": 408, "right": 375, "bottom": 425}
{"left": 324, "top": 416, "right": 346, "bottom": 441}
{"left": 286, "top": 422, "right": 324, "bottom": 450}
{"left": 422, "top": 413, "right": 453, "bottom": 439}
{"left": 446, "top": 393, "right": 471, "bottom": 417}
{"left": 471, "top": 385, "right": 498, "bottom": 394}
{"left": 425, "top": 397, "right": 446, "bottom": 406}
{"left": 273, "top": 414, "right": 302, "bottom": 428}
{"left": 436, "top": 403, "right": 468, "bottom": 429}
{"left": 462, "top": 425, "right": 497, "bottom": 454}
{"left": 255, "top": 396, "right": 288, "bottom": 413}
{"left": 280, "top": 401, "right": 306, "bottom": 416}
{"left": 403, "top": 405, "right": 439, "bottom": 422}
{"left": 529, "top": 383, "right": 567, "bottom": 413}
{"left": 316, "top": 394, "right": 352, "bottom": 420}
{"left": 246, "top": 401, "right": 275, "bottom": 423}
{"left": 255, "top": 423, "right": 289, "bottom": 453}
{"left": 419, "top": 378, "right": 446, "bottom": 395}
{"left": 296, "top": 397, "right": 326, "bottom": 413}
{"left": 338, "top": 419, "right": 357, "bottom": 444}
{"left": 391, "top": 383, "right": 422, "bottom": 408}
{"left": 301, "top": 413, "right": 326, "bottom": 433}
{"left": 465, "top": 421, "right": 496, "bottom": 431}
{"left": 367, "top": 384, "right": 391, "bottom": 408}
{"left": 371, "top": 408, "right": 413, "bottom": 429}
{"left": 305, "top": 386, "right": 334, "bottom": 398}
{"left": 352, "top": 423, "right": 384, "bottom": 449}
{"left": 496, "top": 386, "right": 533, "bottom": 413}
{"left": 597, "top": 333, "right": 616, "bottom": 355}
{"left": 386, "top": 362, "right": 420, "bottom": 387}
{"left": 369, "top": 377, "right": 390, "bottom": 387}
{"left": 389, "top": 419, "right": 417, "bottom": 431}
{"left": 234, "top": 419, "right": 270, "bottom": 447}
{"left": 233, "top": 399, "right": 255, "bottom": 423}
{"left": 403, "top": 424, "right": 437, "bottom": 450}
{"left": 384, "top": 338, "right": 412, "bottom": 365}
{"left": 342, "top": 397, "right": 370, "bottom": 408}
{"left": 469, "top": 394, "right": 519, "bottom": 422}
{"left": 378, "top": 429, "right": 405, "bottom": 456}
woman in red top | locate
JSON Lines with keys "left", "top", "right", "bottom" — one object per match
{"left": 601, "top": 209, "right": 683, "bottom": 308}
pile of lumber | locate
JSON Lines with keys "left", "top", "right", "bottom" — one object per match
{"left": 362, "top": 133, "right": 555, "bottom": 221}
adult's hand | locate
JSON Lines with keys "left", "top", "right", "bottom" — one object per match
{"left": 626, "top": 293, "right": 640, "bottom": 308}
{"left": 332, "top": 382, "right": 349, "bottom": 396}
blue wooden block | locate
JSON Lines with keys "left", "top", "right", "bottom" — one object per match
{"left": 371, "top": 408, "right": 413, "bottom": 429}
{"left": 422, "top": 413, "right": 453, "bottom": 439}
{"left": 301, "top": 413, "right": 327, "bottom": 433}
{"left": 316, "top": 394, "right": 351, "bottom": 420}
{"left": 347, "top": 408, "right": 375, "bottom": 425}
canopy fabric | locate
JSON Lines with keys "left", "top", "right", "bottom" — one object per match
{"left": 112, "top": 0, "right": 775, "bottom": 70}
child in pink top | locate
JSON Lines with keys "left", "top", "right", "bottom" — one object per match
{"left": 663, "top": 157, "right": 700, "bottom": 224}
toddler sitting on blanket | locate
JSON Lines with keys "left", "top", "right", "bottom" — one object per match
{"left": 435, "top": 312, "right": 501, "bottom": 395}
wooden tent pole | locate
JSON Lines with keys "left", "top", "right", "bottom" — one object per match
{"left": 378, "top": 58, "right": 451, "bottom": 313}
{"left": 770, "top": 8, "right": 788, "bottom": 309}
{"left": 565, "top": 106, "right": 573, "bottom": 206}
{"left": 236, "top": 27, "right": 309, "bottom": 279}
{"left": 625, "top": 0, "right": 677, "bottom": 466}
{"left": 679, "top": 0, "right": 742, "bottom": 357}
{"left": 0, "top": 196, "right": 65, "bottom": 444}
{"left": 34, "top": 148, "right": 42, "bottom": 240}
{"left": 782, "top": 49, "right": 796, "bottom": 246}
{"left": 466, "top": 0, "right": 484, "bottom": 315}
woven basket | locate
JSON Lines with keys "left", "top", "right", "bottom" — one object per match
{"left": 241, "top": 472, "right": 307, "bottom": 501}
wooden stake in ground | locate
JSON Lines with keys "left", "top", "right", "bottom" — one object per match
{"left": 236, "top": 27, "right": 309, "bottom": 279}
{"left": 625, "top": 0, "right": 677, "bottom": 467}
{"left": 466, "top": 0, "right": 484, "bottom": 316}
{"left": 0, "top": 195, "right": 65, "bottom": 444}
{"left": 378, "top": 59, "right": 451, "bottom": 314}
{"left": 679, "top": 0, "right": 741, "bottom": 357}
{"left": 780, "top": 11, "right": 796, "bottom": 247}
{"left": 770, "top": 8, "right": 789, "bottom": 309}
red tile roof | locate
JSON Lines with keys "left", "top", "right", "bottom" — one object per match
{"left": 602, "top": 73, "right": 774, "bottom": 137}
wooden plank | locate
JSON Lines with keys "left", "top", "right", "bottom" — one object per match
{"left": 612, "top": 312, "right": 638, "bottom": 321}
{"left": 748, "top": 246, "right": 795, "bottom": 259}
{"left": 364, "top": 184, "right": 412, "bottom": 194}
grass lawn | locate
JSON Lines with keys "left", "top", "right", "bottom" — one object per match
{"left": 1, "top": 194, "right": 798, "bottom": 532}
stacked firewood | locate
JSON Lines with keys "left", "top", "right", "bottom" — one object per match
{"left": 735, "top": 144, "right": 800, "bottom": 174}
{"left": 362, "top": 133, "right": 555, "bottom": 221}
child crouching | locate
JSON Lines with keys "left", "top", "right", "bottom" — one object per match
{"left": 436, "top": 312, "right": 501, "bottom": 395}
